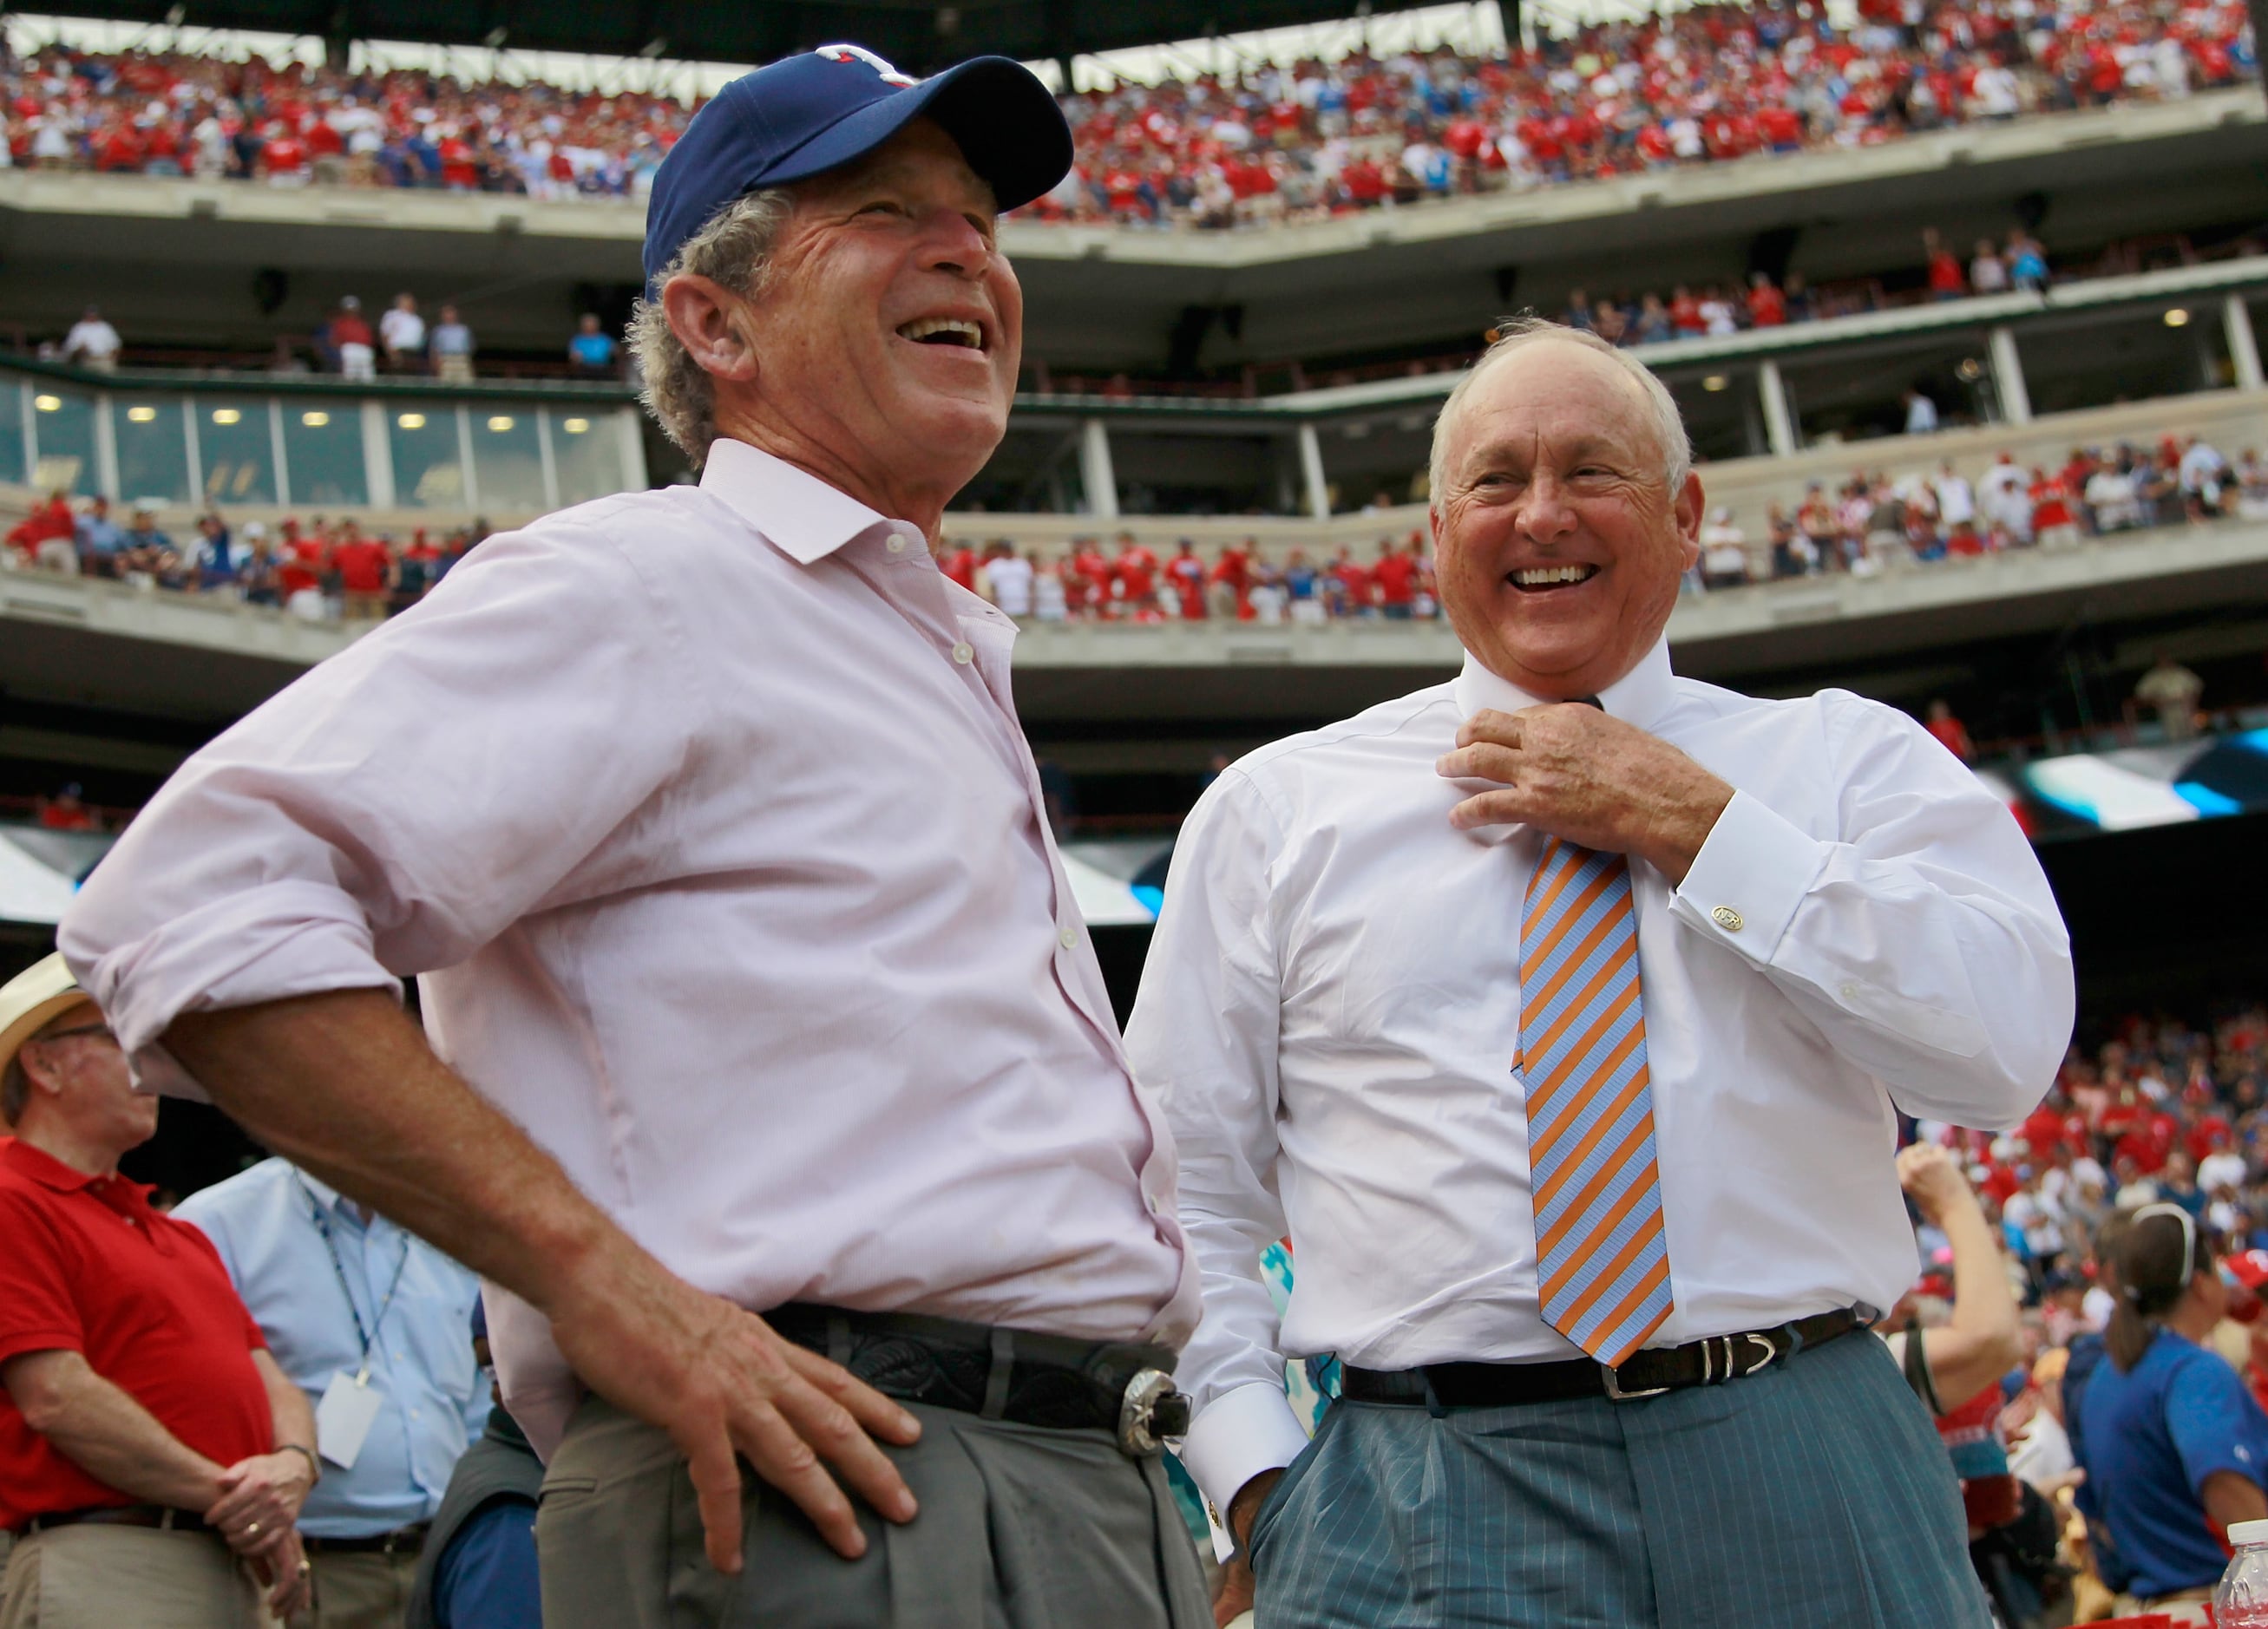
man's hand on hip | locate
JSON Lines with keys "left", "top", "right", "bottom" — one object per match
{"left": 546, "top": 1238, "right": 924, "bottom": 1573}
{"left": 1435, "top": 704, "right": 1734, "bottom": 885}
{"left": 1212, "top": 1467, "right": 1282, "bottom": 1626}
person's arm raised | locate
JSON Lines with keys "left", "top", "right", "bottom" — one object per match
{"left": 164, "top": 988, "right": 921, "bottom": 1573}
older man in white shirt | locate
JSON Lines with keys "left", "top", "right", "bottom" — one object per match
{"left": 60, "top": 45, "right": 1204, "bottom": 1629}
{"left": 1131, "top": 320, "right": 2072, "bottom": 1628}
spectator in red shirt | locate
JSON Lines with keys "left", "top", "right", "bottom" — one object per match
{"left": 1924, "top": 698, "right": 1976, "bottom": 763}
{"left": 1373, "top": 537, "right": 1419, "bottom": 619}
{"left": 1924, "top": 227, "right": 1967, "bottom": 300}
{"left": 1112, "top": 533, "right": 1160, "bottom": 610}
{"left": 0, "top": 954, "right": 314, "bottom": 1624}
{"left": 1166, "top": 540, "right": 1208, "bottom": 618}
{"left": 331, "top": 529, "right": 393, "bottom": 621}
{"left": 1746, "top": 272, "right": 1787, "bottom": 328}
{"left": 326, "top": 296, "right": 376, "bottom": 383}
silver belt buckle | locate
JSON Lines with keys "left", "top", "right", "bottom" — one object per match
{"left": 1601, "top": 1360, "right": 1673, "bottom": 1402}
{"left": 1117, "top": 1368, "right": 1187, "bottom": 1456}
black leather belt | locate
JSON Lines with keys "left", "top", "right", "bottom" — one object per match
{"left": 766, "top": 1302, "right": 1191, "bottom": 1456}
{"left": 20, "top": 1503, "right": 213, "bottom": 1537}
{"left": 1341, "top": 1308, "right": 1861, "bottom": 1408}
{"left": 303, "top": 1523, "right": 428, "bottom": 1556}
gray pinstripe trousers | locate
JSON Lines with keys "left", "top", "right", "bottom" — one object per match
{"left": 1247, "top": 1331, "right": 1990, "bottom": 1628}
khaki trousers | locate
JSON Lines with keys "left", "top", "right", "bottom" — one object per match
{"left": 536, "top": 1394, "right": 1209, "bottom": 1629}
{"left": 0, "top": 1524, "right": 261, "bottom": 1629}
{"left": 272, "top": 1549, "right": 416, "bottom": 1629}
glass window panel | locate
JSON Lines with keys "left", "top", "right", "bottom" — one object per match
{"left": 283, "top": 403, "right": 368, "bottom": 506}
{"left": 0, "top": 383, "right": 26, "bottom": 487}
{"left": 114, "top": 397, "right": 191, "bottom": 505}
{"left": 472, "top": 406, "right": 545, "bottom": 512}
{"left": 551, "top": 409, "right": 625, "bottom": 506}
{"left": 29, "top": 386, "right": 98, "bottom": 495}
{"left": 198, "top": 399, "right": 277, "bottom": 505}
{"left": 390, "top": 407, "right": 464, "bottom": 508}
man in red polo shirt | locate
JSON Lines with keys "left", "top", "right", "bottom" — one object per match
{"left": 0, "top": 953, "right": 314, "bottom": 1626}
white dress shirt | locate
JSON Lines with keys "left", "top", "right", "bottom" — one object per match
{"left": 1126, "top": 638, "right": 2072, "bottom": 1519}
{"left": 62, "top": 440, "right": 1196, "bottom": 1457}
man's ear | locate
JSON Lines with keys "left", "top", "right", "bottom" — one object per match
{"left": 1673, "top": 471, "right": 1706, "bottom": 569}
{"left": 660, "top": 274, "right": 759, "bottom": 385}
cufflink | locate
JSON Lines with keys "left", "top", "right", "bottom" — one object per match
{"left": 1711, "top": 906, "right": 1745, "bottom": 932}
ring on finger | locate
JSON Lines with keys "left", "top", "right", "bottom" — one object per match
{"left": 246, "top": 1521, "right": 261, "bottom": 1537}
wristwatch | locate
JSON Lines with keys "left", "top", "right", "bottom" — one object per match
{"left": 279, "top": 1443, "right": 323, "bottom": 1487}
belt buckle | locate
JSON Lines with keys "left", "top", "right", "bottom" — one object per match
{"left": 1117, "top": 1368, "right": 1190, "bottom": 1456}
{"left": 1601, "top": 1360, "right": 1673, "bottom": 1402}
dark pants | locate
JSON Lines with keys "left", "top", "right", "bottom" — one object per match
{"left": 1250, "top": 1330, "right": 1989, "bottom": 1628}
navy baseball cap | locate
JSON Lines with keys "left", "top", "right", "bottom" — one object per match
{"left": 643, "top": 44, "right": 1072, "bottom": 291}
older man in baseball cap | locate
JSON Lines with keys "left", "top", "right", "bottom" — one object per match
{"left": 61, "top": 45, "right": 1206, "bottom": 1629}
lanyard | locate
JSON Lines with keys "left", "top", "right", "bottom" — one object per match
{"left": 297, "top": 1176, "right": 412, "bottom": 1386}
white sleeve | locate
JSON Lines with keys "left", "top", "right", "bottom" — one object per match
{"left": 1124, "top": 769, "right": 1311, "bottom": 1528}
{"left": 60, "top": 514, "right": 699, "bottom": 1075}
{"left": 1670, "top": 691, "right": 2073, "bottom": 1129}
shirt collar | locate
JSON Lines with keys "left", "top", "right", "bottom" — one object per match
{"left": 699, "top": 439, "right": 905, "bottom": 566}
{"left": 1451, "top": 635, "right": 1677, "bottom": 732}
{"left": 1, "top": 1134, "right": 134, "bottom": 1196}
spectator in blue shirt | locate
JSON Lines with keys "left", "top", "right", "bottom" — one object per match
{"left": 175, "top": 1159, "right": 487, "bottom": 1629}
{"left": 2074, "top": 1202, "right": 2268, "bottom": 1621}
{"left": 565, "top": 314, "right": 618, "bottom": 376}
{"left": 73, "top": 494, "right": 124, "bottom": 575}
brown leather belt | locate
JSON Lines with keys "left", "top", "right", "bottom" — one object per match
{"left": 1340, "top": 1308, "right": 1861, "bottom": 1407}
{"left": 302, "top": 1524, "right": 428, "bottom": 1557}
{"left": 19, "top": 1503, "right": 213, "bottom": 1537}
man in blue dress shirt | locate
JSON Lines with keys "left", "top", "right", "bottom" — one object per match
{"left": 176, "top": 1158, "right": 484, "bottom": 1629}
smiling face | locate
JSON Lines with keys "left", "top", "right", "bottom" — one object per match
{"left": 1429, "top": 338, "right": 1701, "bottom": 700}
{"left": 726, "top": 119, "right": 1019, "bottom": 514}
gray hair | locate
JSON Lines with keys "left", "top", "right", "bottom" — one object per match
{"left": 626, "top": 188, "right": 795, "bottom": 469}
{"left": 1427, "top": 318, "right": 1694, "bottom": 503}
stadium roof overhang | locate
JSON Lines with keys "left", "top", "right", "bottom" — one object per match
{"left": 32, "top": 1, "right": 1375, "bottom": 75}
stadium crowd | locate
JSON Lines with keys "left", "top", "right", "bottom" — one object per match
{"left": 5, "top": 423, "right": 2258, "bottom": 625}
{"left": 0, "top": 0, "right": 2252, "bottom": 222}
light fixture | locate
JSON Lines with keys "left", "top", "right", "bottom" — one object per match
{"left": 126, "top": 405, "right": 157, "bottom": 422}
{"left": 487, "top": 415, "right": 515, "bottom": 432}
{"left": 2164, "top": 308, "right": 2191, "bottom": 328}
{"left": 397, "top": 413, "right": 427, "bottom": 429}
{"left": 211, "top": 407, "right": 242, "bottom": 424}
{"left": 33, "top": 394, "right": 60, "bottom": 412}
{"left": 302, "top": 410, "right": 330, "bottom": 428}
{"left": 1701, "top": 374, "right": 1729, "bottom": 392}
{"left": 561, "top": 417, "right": 590, "bottom": 434}
{"left": 1957, "top": 358, "right": 1983, "bottom": 382}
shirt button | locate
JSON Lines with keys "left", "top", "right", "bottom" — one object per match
{"left": 1711, "top": 906, "right": 1744, "bottom": 932}
{"left": 1059, "top": 926, "right": 1078, "bottom": 949}
{"left": 951, "top": 642, "right": 973, "bottom": 665}
{"left": 886, "top": 534, "right": 908, "bottom": 554}
{"left": 1840, "top": 982, "right": 1860, "bottom": 1000}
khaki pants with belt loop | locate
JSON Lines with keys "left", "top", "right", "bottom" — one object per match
{"left": 0, "top": 1523, "right": 263, "bottom": 1629}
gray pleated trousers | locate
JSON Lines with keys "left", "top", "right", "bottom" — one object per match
{"left": 1249, "top": 1330, "right": 1991, "bottom": 1628}
{"left": 534, "top": 1395, "right": 1211, "bottom": 1629}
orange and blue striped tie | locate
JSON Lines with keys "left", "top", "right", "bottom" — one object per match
{"left": 1520, "top": 836, "right": 1674, "bottom": 1367}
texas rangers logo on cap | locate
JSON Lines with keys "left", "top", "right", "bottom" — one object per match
{"left": 812, "top": 44, "right": 919, "bottom": 86}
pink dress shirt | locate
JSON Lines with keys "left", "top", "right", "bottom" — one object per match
{"left": 61, "top": 440, "right": 1198, "bottom": 1456}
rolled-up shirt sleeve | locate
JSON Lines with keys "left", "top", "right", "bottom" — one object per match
{"left": 61, "top": 515, "right": 697, "bottom": 1075}
{"left": 1124, "top": 770, "right": 1310, "bottom": 1529}
{"left": 1670, "top": 690, "right": 2072, "bottom": 1129}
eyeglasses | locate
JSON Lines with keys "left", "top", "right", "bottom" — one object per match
{"left": 2134, "top": 1201, "right": 2201, "bottom": 1287}
{"left": 40, "top": 1021, "right": 117, "bottom": 1046}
